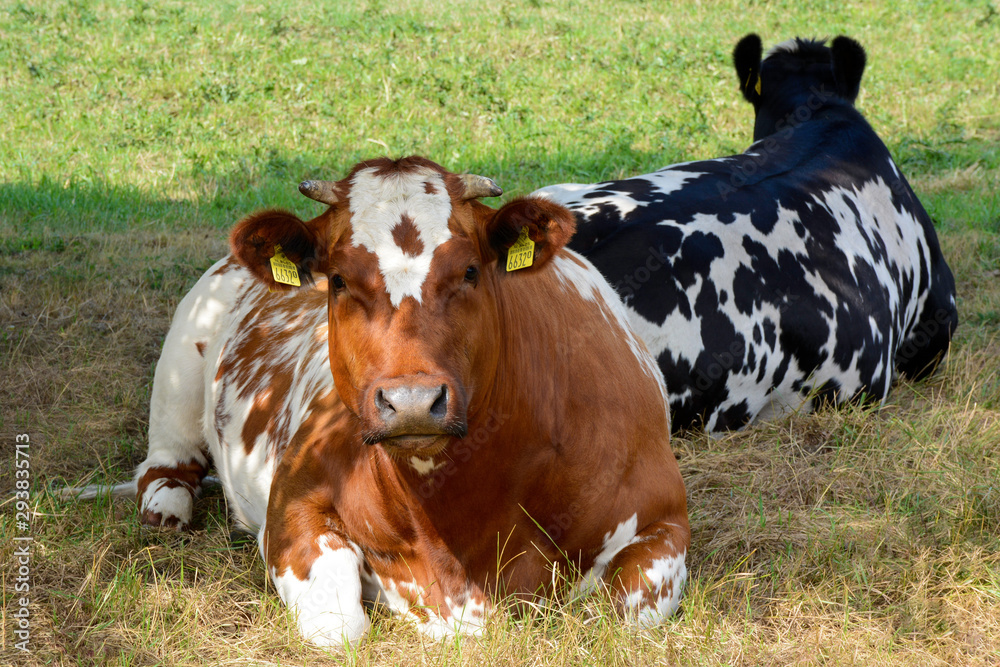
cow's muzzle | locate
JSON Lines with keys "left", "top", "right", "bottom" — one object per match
{"left": 362, "top": 375, "right": 467, "bottom": 452}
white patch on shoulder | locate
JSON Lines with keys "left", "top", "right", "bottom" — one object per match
{"left": 551, "top": 254, "right": 665, "bottom": 399}
{"left": 348, "top": 166, "right": 453, "bottom": 307}
{"left": 205, "top": 278, "right": 332, "bottom": 532}
{"left": 270, "top": 536, "right": 370, "bottom": 648}
{"left": 532, "top": 169, "right": 701, "bottom": 217}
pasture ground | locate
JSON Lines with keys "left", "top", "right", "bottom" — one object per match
{"left": 2, "top": 1, "right": 998, "bottom": 665}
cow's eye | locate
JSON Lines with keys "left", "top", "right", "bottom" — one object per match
{"left": 464, "top": 265, "right": 479, "bottom": 284}
{"left": 331, "top": 274, "right": 346, "bottom": 290}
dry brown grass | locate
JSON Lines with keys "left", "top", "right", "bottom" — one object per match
{"left": 0, "top": 229, "right": 229, "bottom": 488}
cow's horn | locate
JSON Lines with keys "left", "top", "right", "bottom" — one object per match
{"left": 460, "top": 174, "right": 503, "bottom": 200}
{"left": 298, "top": 180, "right": 340, "bottom": 206}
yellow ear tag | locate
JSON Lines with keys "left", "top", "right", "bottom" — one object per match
{"left": 269, "top": 244, "right": 301, "bottom": 287}
{"left": 754, "top": 74, "right": 762, "bottom": 95}
{"left": 505, "top": 227, "right": 535, "bottom": 272}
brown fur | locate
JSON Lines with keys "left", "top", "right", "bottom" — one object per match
{"left": 391, "top": 215, "right": 425, "bottom": 257}
{"left": 226, "top": 156, "right": 689, "bottom": 624}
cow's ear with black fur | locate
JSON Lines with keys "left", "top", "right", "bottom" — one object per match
{"left": 830, "top": 36, "right": 866, "bottom": 104}
{"left": 484, "top": 197, "right": 576, "bottom": 274}
{"left": 733, "top": 33, "right": 763, "bottom": 105}
{"left": 230, "top": 209, "right": 324, "bottom": 291}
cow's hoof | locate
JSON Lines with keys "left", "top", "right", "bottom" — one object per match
{"left": 140, "top": 509, "right": 188, "bottom": 531}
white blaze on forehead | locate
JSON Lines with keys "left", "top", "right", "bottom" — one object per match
{"left": 348, "top": 166, "right": 453, "bottom": 307}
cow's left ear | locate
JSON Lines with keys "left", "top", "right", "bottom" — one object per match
{"left": 831, "top": 36, "right": 866, "bottom": 104}
{"left": 229, "top": 209, "right": 325, "bottom": 291}
{"left": 733, "top": 33, "right": 763, "bottom": 105}
{"left": 484, "top": 197, "right": 577, "bottom": 274}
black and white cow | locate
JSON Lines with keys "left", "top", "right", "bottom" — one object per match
{"left": 535, "top": 34, "right": 957, "bottom": 432}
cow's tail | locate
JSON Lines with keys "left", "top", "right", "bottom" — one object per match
{"left": 52, "top": 476, "right": 220, "bottom": 501}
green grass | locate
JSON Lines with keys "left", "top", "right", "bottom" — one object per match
{"left": 2, "top": 0, "right": 999, "bottom": 665}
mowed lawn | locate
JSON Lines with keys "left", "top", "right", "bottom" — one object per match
{"left": 1, "top": 0, "right": 999, "bottom": 665}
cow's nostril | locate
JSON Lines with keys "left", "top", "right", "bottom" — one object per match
{"left": 430, "top": 385, "right": 448, "bottom": 419}
{"left": 375, "top": 388, "right": 396, "bottom": 418}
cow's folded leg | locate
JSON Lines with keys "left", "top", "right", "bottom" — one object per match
{"left": 135, "top": 258, "right": 230, "bottom": 530}
{"left": 602, "top": 519, "right": 689, "bottom": 626}
{"left": 264, "top": 526, "right": 370, "bottom": 648}
{"left": 135, "top": 388, "right": 209, "bottom": 530}
{"left": 135, "top": 456, "right": 207, "bottom": 530}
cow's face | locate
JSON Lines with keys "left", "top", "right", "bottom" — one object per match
{"left": 231, "top": 157, "right": 575, "bottom": 458}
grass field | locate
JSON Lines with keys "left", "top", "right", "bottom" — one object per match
{"left": 2, "top": 0, "right": 999, "bottom": 664}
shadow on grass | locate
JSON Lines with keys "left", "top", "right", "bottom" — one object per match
{"left": 2, "top": 133, "right": 997, "bottom": 238}
{"left": 0, "top": 145, "right": 676, "bottom": 236}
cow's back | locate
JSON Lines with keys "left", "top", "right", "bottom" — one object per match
{"left": 537, "top": 109, "right": 956, "bottom": 431}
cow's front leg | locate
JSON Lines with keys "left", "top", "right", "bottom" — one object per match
{"left": 263, "top": 520, "right": 370, "bottom": 647}
{"left": 601, "top": 518, "right": 689, "bottom": 626}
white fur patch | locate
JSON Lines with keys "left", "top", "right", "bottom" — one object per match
{"left": 363, "top": 572, "right": 485, "bottom": 638}
{"left": 271, "top": 536, "right": 370, "bottom": 647}
{"left": 140, "top": 257, "right": 241, "bottom": 497}
{"left": 421, "top": 595, "right": 487, "bottom": 639}
{"left": 628, "top": 551, "right": 687, "bottom": 626}
{"left": 205, "top": 280, "right": 332, "bottom": 532}
{"left": 577, "top": 517, "right": 686, "bottom": 626}
{"left": 408, "top": 456, "right": 444, "bottom": 476}
{"left": 764, "top": 37, "right": 808, "bottom": 58}
{"left": 139, "top": 478, "right": 194, "bottom": 526}
{"left": 576, "top": 513, "right": 641, "bottom": 592}
{"left": 534, "top": 169, "right": 702, "bottom": 219}
{"left": 348, "top": 166, "right": 453, "bottom": 307}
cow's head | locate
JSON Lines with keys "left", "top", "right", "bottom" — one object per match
{"left": 230, "top": 157, "right": 575, "bottom": 459}
{"left": 733, "top": 33, "right": 867, "bottom": 140}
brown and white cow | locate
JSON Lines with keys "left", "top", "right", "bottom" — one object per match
{"left": 134, "top": 156, "right": 689, "bottom": 646}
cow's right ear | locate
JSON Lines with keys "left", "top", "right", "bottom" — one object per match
{"left": 733, "top": 33, "right": 763, "bottom": 105}
{"left": 229, "top": 209, "right": 323, "bottom": 291}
